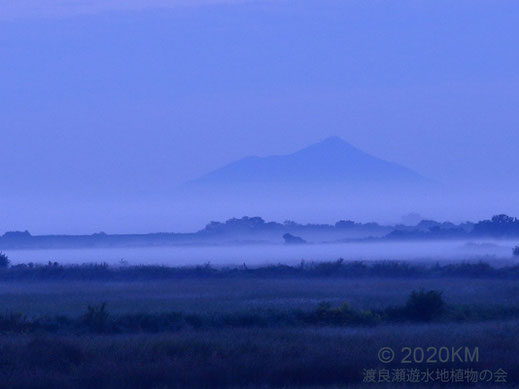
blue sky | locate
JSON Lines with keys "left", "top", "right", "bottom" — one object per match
{"left": 1, "top": 0, "right": 519, "bottom": 232}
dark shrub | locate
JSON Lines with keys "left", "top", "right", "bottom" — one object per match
{"left": 82, "top": 303, "right": 111, "bottom": 333}
{"left": 405, "top": 289, "right": 445, "bottom": 321}
{"left": 0, "top": 252, "right": 9, "bottom": 268}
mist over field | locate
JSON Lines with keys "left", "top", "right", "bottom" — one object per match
{"left": 3, "top": 240, "right": 516, "bottom": 267}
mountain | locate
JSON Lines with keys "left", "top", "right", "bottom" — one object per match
{"left": 183, "top": 136, "right": 431, "bottom": 191}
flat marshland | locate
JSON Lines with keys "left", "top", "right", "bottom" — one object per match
{"left": 1, "top": 276, "right": 518, "bottom": 316}
{"left": 0, "top": 260, "right": 518, "bottom": 388}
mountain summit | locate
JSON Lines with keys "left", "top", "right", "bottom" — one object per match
{"left": 185, "top": 136, "right": 429, "bottom": 189}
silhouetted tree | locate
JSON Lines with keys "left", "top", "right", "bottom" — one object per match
{"left": 472, "top": 214, "right": 519, "bottom": 237}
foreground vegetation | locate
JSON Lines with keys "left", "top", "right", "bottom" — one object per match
{"left": 1, "top": 289, "right": 519, "bottom": 335}
{"left": 1, "top": 258, "right": 518, "bottom": 387}
{"left": 1, "top": 322, "right": 517, "bottom": 389}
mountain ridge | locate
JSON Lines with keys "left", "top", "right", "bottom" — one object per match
{"left": 183, "top": 136, "right": 431, "bottom": 189}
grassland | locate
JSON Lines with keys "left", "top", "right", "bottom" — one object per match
{"left": 2, "top": 322, "right": 518, "bottom": 389}
{"left": 1, "top": 276, "right": 518, "bottom": 316}
{"left": 0, "top": 260, "right": 518, "bottom": 388}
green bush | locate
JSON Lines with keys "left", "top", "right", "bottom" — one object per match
{"left": 405, "top": 289, "right": 445, "bottom": 321}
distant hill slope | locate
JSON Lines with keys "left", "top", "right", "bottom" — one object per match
{"left": 183, "top": 136, "right": 431, "bottom": 191}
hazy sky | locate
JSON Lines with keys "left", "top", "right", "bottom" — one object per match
{"left": 0, "top": 0, "right": 252, "bottom": 19}
{"left": 1, "top": 0, "right": 519, "bottom": 233}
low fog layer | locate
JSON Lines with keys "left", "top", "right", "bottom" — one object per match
{"left": 4, "top": 240, "right": 517, "bottom": 267}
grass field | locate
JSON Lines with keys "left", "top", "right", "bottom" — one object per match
{"left": 1, "top": 321, "right": 517, "bottom": 388}
{"left": 0, "top": 276, "right": 518, "bottom": 316}
{"left": 1, "top": 262, "right": 518, "bottom": 388}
